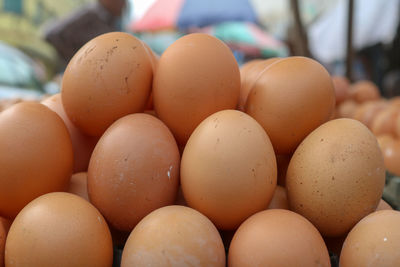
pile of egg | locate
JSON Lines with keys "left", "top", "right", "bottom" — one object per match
{"left": 0, "top": 32, "right": 399, "bottom": 267}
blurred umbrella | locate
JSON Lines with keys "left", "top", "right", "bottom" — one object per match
{"left": 131, "top": 0, "right": 288, "bottom": 60}
{"left": 132, "top": 0, "right": 257, "bottom": 32}
{"left": 194, "top": 22, "right": 288, "bottom": 58}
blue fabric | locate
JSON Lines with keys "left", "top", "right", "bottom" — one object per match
{"left": 176, "top": 0, "right": 257, "bottom": 29}
{"left": 3, "top": 0, "right": 23, "bottom": 15}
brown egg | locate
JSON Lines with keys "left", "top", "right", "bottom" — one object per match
{"left": 340, "top": 210, "right": 400, "bottom": 266}
{"left": 376, "top": 199, "right": 393, "bottom": 211}
{"left": 238, "top": 58, "right": 281, "bottom": 111}
{"left": 228, "top": 209, "right": 330, "bottom": 267}
{"left": 376, "top": 134, "right": 394, "bottom": 151}
{"left": 352, "top": 100, "right": 388, "bottom": 129}
{"left": 396, "top": 113, "right": 400, "bottom": 138}
{"left": 267, "top": 186, "right": 289, "bottom": 210}
{"left": 88, "top": 113, "right": 180, "bottom": 231}
{"left": 276, "top": 154, "right": 291, "bottom": 186}
{"left": 349, "top": 80, "right": 380, "bottom": 103}
{"left": 380, "top": 139, "right": 400, "bottom": 176}
{"left": 286, "top": 118, "right": 385, "bottom": 237}
{"left": 42, "top": 94, "right": 98, "bottom": 173}
{"left": 332, "top": 75, "right": 350, "bottom": 105}
{"left": 121, "top": 205, "right": 225, "bottom": 267}
{"left": 67, "top": 172, "right": 89, "bottom": 201}
{"left": 0, "top": 102, "right": 73, "bottom": 218}
{"left": 336, "top": 100, "right": 358, "bottom": 118}
{"left": 62, "top": 32, "right": 153, "bottom": 136}
{"left": 1, "top": 217, "right": 10, "bottom": 267}
{"left": 181, "top": 110, "right": 277, "bottom": 230}
{"left": 390, "top": 96, "right": 400, "bottom": 107}
{"left": 5, "top": 192, "right": 113, "bottom": 266}
{"left": 371, "top": 106, "right": 400, "bottom": 136}
{"left": 245, "top": 56, "right": 335, "bottom": 154}
{"left": 153, "top": 33, "right": 240, "bottom": 145}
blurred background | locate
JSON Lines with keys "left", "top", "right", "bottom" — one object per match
{"left": 0, "top": 0, "right": 399, "bottom": 100}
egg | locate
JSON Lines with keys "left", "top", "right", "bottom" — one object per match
{"left": 352, "top": 100, "right": 387, "bottom": 129}
{"left": 121, "top": 205, "right": 225, "bottom": 267}
{"left": 5, "top": 192, "right": 113, "bottom": 266}
{"left": 336, "top": 100, "right": 358, "bottom": 118}
{"left": 62, "top": 32, "right": 153, "bottom": 136}
{"left": 267, "top": 186, "right": 289, "bottom": 210}
{"left": 228, "top": 209, "right": 330, "bottom": 267}
{"left": 153, "top": 33, "right": 240, "bottom": 145}
{"left": 349, "top": 80, "right": 380, "bottom": 103}
{"left": 379, "top": 138, "right": 400, "bottom": 176}
{"left": 42, "top": 94, "right": 98, "bottom": 173}
{"left": 181, "top": 110, "right": 277, "bottom": 230}
{"left": 238, "top": 58, "right": 281, "bottom": 111}
{"left": 88, "top": 113, "right": 180, "bottom": 231}
{"left": 376, "top": 199, "right": 393, "bottom": 211}
{"left": 371, "top": 106, "right": 400, "bottom": 136}
{"left": 396, "top": 114, "right": 400, "bottom": 138}
{"left": 331, "top": 75, "right": 350, "bottom": 105}
{"left": 286, "top": 118, "right": 385, "bottom": 237}
{"left": 67, "top": 172, "right": 89, "bottom": 201}
{"left": 1, "top": 217, "right": 10, "bottom": 267}
{"left": 390, "top": 96, "right": 400, "bottom": 107}
{"left": 245, "top": 56, "right": 335, "bottom": 154}
{"left": 340, "top": 210, "right": 400, "bottom": 266}
{"left": 0, "top": 102, "right": 73, "bottom": 218}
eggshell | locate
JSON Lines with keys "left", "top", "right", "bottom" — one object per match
{"left": 267, "top": 186, "right": 289, "bottom": 210}
{"left": 0, "top": 217, "right": 10, "bottom": 267}
{"left": 376, "top": 199, "right": 393, "bottom": 211}
{"left": 67, "top": 172, "right": 89, "bottom": 201}
{"left": 181, "top": 110, "right": 277, "bottom": 230}
{"left": 379, "top": 138, "right": 400, "bottom": 176}
{"left": 340, "top": 210, "right": 400, "bottom": 266}
{"left": 5, "top": 192, "right": 113, "bottom": 266}
{"left": 88, "top": 113, "right": 180, "bottom": 231}
{"left": 336, "top": 100, "right": 358, "bottom": 118}
{"left": 332, "top": 75, "right": 350, "bottom": 105}
{"left": 153, "top": 33, "right": 240, "bottom": 145}
{"left": 121, "top": 205, "right": 225, "bottom": 267}
{"left": 352, "top": 100, "right": 387, "bottom": 129}
{"left": 286, "top": 118, "right": 385, "bottom": 237}
{"left": 0, "top": 102, "right": 73, "bottom": 218}
{"left": 42, "top": 94, "right": 98, "bottom": 172}
{"left": 396, "top": 114, "right": 400, "bottom": 138}
{"left": 371, "top": 106, "right": 400, "bottom": 136}
{"left": 238, "top": 58, "right": 281, "bottom": 111}
{"left": 228, "top": 209, "right": 330, "bottom": 267}
{"left": 349, "top": 80, "right": 380, "bottom": 103}
{"left": 389, "top": 96, "right": 400, "bottom": 107}
{"left": 245, "top": 56, "right": 335, "bottom": 154}
{"left": 62, "top": 32, "right": 153, "bottom": 136}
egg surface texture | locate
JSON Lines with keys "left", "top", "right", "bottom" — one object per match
{"left": 181, "top": 110, "right": 277, "bottom": 230}
{"left": 153, "top": 33, "right": 240, "bottom": 145}
{"left": 0, "top": 102, "right": 73, "bottom": 218}
{"left": 62, "top": 32, "right": 153, "bottom": 136}
{"left": 286, "top": 118, "right": 385, "bottom": 237}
